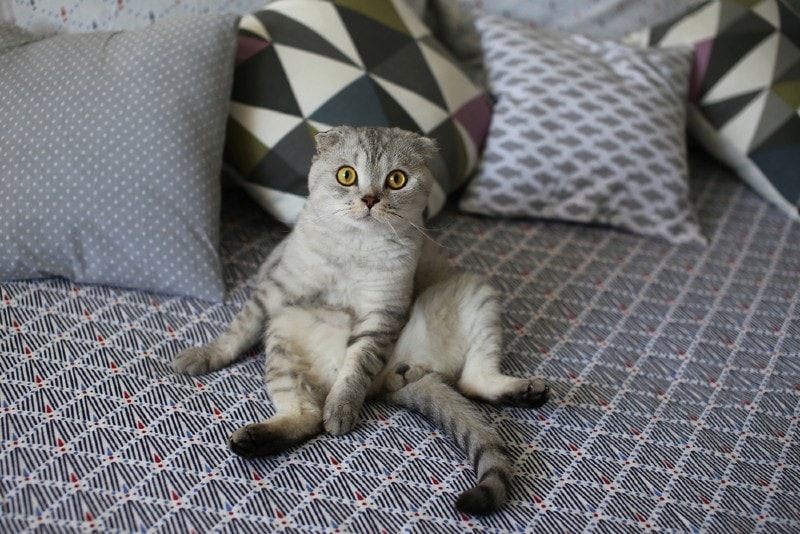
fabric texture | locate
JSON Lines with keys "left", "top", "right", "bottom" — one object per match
{"left": 2, "top": 153, "right": 800, "bottom": 532}
{"left": 459, "top": 13, "right": 704, "bottom": 245}
{"left": 0, "top": 15, "right": 239, "bottom": 301}
{"left": 7, "top": 0, "right": 266, "bottom": 35}
{"left": 0, "top": 1, "right": 13, "bottom": 24}
{"left": 628, "top": 0, "right": 800, "bottom": 220}
{"left": 225, "top": 0, "right": 491, "bottom": 225}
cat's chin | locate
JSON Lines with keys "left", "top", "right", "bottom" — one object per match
{"left": 345, "top": 211, "right": 404, "bottom": 234}
{"left": 353, "top": 212, "right": 388, "bottom": 228}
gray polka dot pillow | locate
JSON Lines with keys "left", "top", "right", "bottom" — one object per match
{"left": 0, "top": 15, "right": 239, "bottom": 301}
{"left": 459, "top": 13, "right": 706, "bottom": 245}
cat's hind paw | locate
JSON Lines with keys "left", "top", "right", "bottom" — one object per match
{"left": 229, "top": 423, "right": 297, "bottom": 458}
{"left": 498, "top": 378, "right": 550, "bottom": 409}
{"left": 171, "top": 346, "right": 223, "bottom": 376}
{"left": 384, "top": 363, "right": 426, "bottom": 392}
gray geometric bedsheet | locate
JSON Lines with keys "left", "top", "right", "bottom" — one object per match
{"left": 2, "top": 152, "right": 799, "bottom": 533}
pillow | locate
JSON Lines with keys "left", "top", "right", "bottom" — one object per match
{"left": 0, "top": 15, "right": 239, "bottom": 301}
{"left": 454, "top": 0, "right": 707, "bottom": 40}
{"left": 225, "top": 0, "right": 492, "bottom": 224}
{"left": 418, "top": 0, "right": 488, "bottom": 88}
{"left": 627, "top": 0, "right": 800, "bottom": 220}
{"left": 458, "top": 13, "right": 705, "bottom": 245}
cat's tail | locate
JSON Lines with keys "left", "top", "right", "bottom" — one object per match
{"left": 385, "top": 373, "right": 513, "bottom": 516}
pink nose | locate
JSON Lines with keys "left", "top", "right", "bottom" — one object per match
{"left": 362, "top": 195, "right": 380, "bottom": 209}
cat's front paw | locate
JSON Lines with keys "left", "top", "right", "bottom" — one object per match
{"left": 498, "top": 378, "right": 550, "bottom": 409}
{"left": 322, "top": 397, "right": 359, "bottom": 435}
{"left": 172, "top": 346, "right": 219, "bottom": 376}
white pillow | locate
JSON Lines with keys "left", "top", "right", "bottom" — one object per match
{"left": 455, "top": 0, "right": 706, "bottom": 40}
{"left": 459, "top": 13, "right": 705, "bottom": 245}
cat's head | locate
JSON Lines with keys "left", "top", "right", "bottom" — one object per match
{"left": 306, "top": 126, "right": 437, "bottom": 232}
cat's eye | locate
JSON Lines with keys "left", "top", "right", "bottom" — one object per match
{"left": 386, "top": 170, "right": 407, "bottom": 190}
{"left": 336, "top": 166, "right": 357, "bottom": 186}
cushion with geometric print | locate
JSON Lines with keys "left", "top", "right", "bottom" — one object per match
{"left": 459, "top": 13, "right": 705, "bottom": 245}
{"left": 224, "top": 0, "right": 492, "bottom": 225}
{"left": 627, "top": 0, "right": 800, "bottom": 220}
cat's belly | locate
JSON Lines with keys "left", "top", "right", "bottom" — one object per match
{"left": 271, "top": 306, "right": 351, "bottom": 388}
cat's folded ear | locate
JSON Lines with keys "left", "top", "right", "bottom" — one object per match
{"left": 393, "top": 127, "right": 437, "bottom": 162}
{"left": 314, "top": 128, "right": 346, "bottom": 154}
{"left": 413, "top": 135, "right": 438, "bottom": 162}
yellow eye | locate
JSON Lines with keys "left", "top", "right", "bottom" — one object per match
{"left": 386, "top": 170, "right": 407, "bottom": 190}
{"left": 336, "top": 166, "right": 357, "bottom": 186}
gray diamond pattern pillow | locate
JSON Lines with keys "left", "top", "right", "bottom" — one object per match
{"left": 459, "top": 13, "right": 705, "bottom": 245}
{"left": 0, "top": 15, "right": 239, "bottom": 301}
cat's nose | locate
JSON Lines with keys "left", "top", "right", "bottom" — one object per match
{"left": 361, "top": 195, "right": 380, "bottom": 209}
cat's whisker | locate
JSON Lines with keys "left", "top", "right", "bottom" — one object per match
{"left": 416, "top": 217, "right": 457, "bottom": 233}
{"left": 384, "top": 218, "right": 404, "bottom": 244}
{"left": 304, "top": 206, "right": 347, "bottom": 225}
{"left": 409, "top": 220, "right": 445, "bottom": 246}
{"left": 394, "top": 213, "right": 449, "bottom": 250}
{"left": 382, "top": 208, "right": 415, "bottom": 244}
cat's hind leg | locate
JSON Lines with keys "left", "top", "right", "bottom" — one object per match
{"left": 229, "top": 307, "right": 342, "bottom": 457}
{"left": 172, "top": 281, "right": 284, "bottom": 375}
{"left": 384, "top": 372, "right": 514, "bottom": 515}
{"left": 454, "top": 280, "right": 549, "bottom": 409}
{"left": 456, "top": 328, "right": 549, "bottom": 409}
{"left": 229, "top": 364, "right": 324, "bottom": 458}
{"left": 459, "top": 363, "right": 549, "bottom": 409}
{"left": 229, "top": 407, "right": 323, "bottom": 458}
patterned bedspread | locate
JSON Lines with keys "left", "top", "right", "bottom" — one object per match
{"left": 2, "top": 152, "right": 799, "bottom": 532}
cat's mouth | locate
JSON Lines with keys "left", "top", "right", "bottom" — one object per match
{"left": 356, "top": 204, "right": 381, "bottom": 221}
{"left": 353, "top": 209, "right": 395, "bottom": 231}
{"left": 358, "top": 210, "right": 381, "bottom": 223}
{"left": 350, "top": 201, "right": 400, "bottom": 230}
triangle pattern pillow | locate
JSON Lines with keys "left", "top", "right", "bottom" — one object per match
{"left": 629, "top": 0, "right": 800, "bottom": 219}
{"left": 225, "top": 0, "right": 492, "bottom": 224}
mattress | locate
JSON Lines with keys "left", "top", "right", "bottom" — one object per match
{"left": 2, "top": 152, "right": 799, "bottom": 532}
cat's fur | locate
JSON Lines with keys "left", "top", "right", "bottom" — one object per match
{"left": 172, "top": 126, "right": 549, "bottom": 515}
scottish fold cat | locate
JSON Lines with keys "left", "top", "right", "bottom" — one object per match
{"left": 172, "top": 126, "right": 549, "bottom": 515}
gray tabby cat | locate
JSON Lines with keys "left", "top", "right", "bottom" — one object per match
{"left": 172, "top": 126, "right": 549, "bottom": 515}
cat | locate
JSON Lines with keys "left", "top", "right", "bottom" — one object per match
{"left": 172, "top": 126, "right": 550, "bottom": 515}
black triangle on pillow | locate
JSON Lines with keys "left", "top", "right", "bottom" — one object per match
{"left": 309, "top": 75, "right": 389, "bottom": 127}
{"left": 777, "top": 0, "right": 800, "bottom": 48}
{"left": 247, "top": 122, "right": 316, "bottom": 196}
{"left": 428, "top": 119, "right": 464, "bottom": 192}
{"left": 254, "top": 10, "right": 359, "bottom": 67}
{"left": 369, "top": 42, "right": 448, "bottom": 110}
{"left": 373, "top": 80, "right": 424, "bottom": 133}
{"left": 701, "top": 14, "right": 775, "bottom": 97}
{"left": 231, "top": 44, "right": 303, "bottom": 117}
{"left": 649, "top": 2, "right": 709, "bottom": 45}
{"left": 701, "top": 89, "right": 762, "bottom": 129}
{"left": 337, "top": 5, "right": 414, "bottom": 71}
